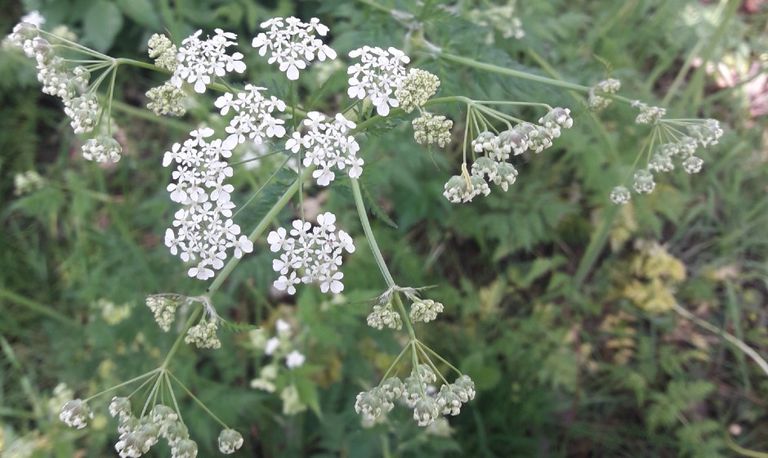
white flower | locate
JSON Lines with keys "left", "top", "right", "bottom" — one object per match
{"left": 82, "top": 136, "right": 122, "bottom": 163}
{"left": 214, "top": 85, "right": 286, "bottom": 149}
{"left": 285, "top": 350, "right": 306, "bottom": 369}
{"left": 20, "top": 10, "right": 45, "bottom": 27}
{"left": 610, "top": 186, "right": 631, "bottom": 205}
{"left": 347, "top": 46, "right": 410, "bottom": 116}
{"left": 217, "top": 429, "right": 244, "bottom": 455}
{"left": 59, "top": 399, "right": 92, "bottom": 429}
{"left": 288, "top": 111, "right": 362, "bottom": 186}
{"left": 172, "top": 29, "right": 246, "bottom": 94}
{"left": 267, "top": 212, "right": 355, "bottom": 295}
{"left": 276, "top": 318, "right": 291, "bottom": 335}
{"left": 252, "top": 17, "right": 337, "bottom": 80}
{"left": 162, "top": 128, "right": 253, "bottom": 280}
{"left": 265, "top": 337, "right": 280, "bottom": 355}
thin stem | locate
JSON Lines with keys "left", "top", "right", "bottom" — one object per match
{"left": 160, "top": 306, "right": 202, "bottom": 370}
{"left": 85, "top": 368, "right": 160, "bottom": 402}
{"left": 127, "top": 372, "right": 161, "bottom": 399}
{"left": 350, "top": 178, "right": 396, "bottom": 287}
{"left": 233, "top": 155, "right": 292, "bottom": 218}
{"left": 673, "top": 303, "right": 768, "bottom": 377}
{"left": 379, "top": 342, "right": 411, "bottom": 382}
{"left": 0, "top": 288, "right": 77, "bottom": 327}
{"left": 165, "top": 372, "right": 184, "bottom": 422}
{"left": 415, "top": 342, "right": 449, "bottom": 385}
{"left": 418, "top": 341, "right": 462, "bottom": 376}
{"left": 206, "top": 167, "right": 313, "bottom": 296}
{"left": 141, "top": 371, "right": 165, "bottom": 417}
{"left": 168, "top": 371, "right": 228, "bottom": 428}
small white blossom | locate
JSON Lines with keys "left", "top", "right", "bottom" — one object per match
{"left": 409, "top": 299, "right": 444, "bottom": 323}
{"left": 268, "top": 212, "right": 355, "bottom": 294}
{"left": 252, "top": 17, "right": 337, "bottom": 80}
{"left": 632, "top": 100, "right": 666, "bottom": 124}
{"left": 214, "top": 85, "right": 287, "bottom": 149}
{"left": 347, "top": 46, "right": 410, "bottom": 116}
{"left": 286, "top": 350, "right": 306, "bottom": 369}
{"left": 20, "top": 11, "right": 46, "bottom": 27}
{"left": 217, "top": 429, "right": 244, "bottom": 454}
{"left": 286, "top": 111, "right": 362, "bottom": 185}
{"left": 185, "top": 315, "right": 221, "bottom": 349}
{"left": 396, "top": 68, "right": 440, "bottom": 113}
{"left": 172, "top": 29, "right": 246, "bottom": 94}
{"left": 588, "top": 78, "right": 621, "bottom": 110}
{"left": 633, "top": 169, "right": 655, "bottom": 194}
{"left": 682, "top": 155, "right": 704, "bottom": 174}
{"left": 609, "top": 186, "right": 631, "bottom": 205}
{"left": 162, "top": 128, "right": 253, "bottom": 280}
{"left": 171, "top": 438, "right": 198, "bottom": 458}
{"left": 412, "top": 112, "right": 453, "bottom": 147}
{"left": 148, "top": 33, "right": 178, "bottom": 71}
{"left": 109, "top": 397, "right": 132, "bottom": 419}
{"left": 82, "top": 136, "right": 122, "bottom": 163}
{"left": 59, "top": 399, "right": 92, "bottom": 429}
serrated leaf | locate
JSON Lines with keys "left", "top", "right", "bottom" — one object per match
{"left": 83, "top": 1, "right": 124, "bottom": 52}
{"left": 294, "top": 375, "right": 323, "bottom": 419}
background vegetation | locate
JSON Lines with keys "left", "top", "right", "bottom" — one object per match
{"left": 1, "top": 0, "right": 767, "bottom": 456}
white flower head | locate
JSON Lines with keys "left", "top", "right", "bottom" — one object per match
{"left": 21, "top": 11, "right": 46, "bottom": 27}
{"left": 286, "top": 350, "right": 306, "bottom": 369}
{"left": 172, "top": 29, "right": 246, "bottom": 93}
{"left": 252, "top": 17, "right": 337, "bottom": 80}
{"left": 214, "top": 85, "right": 287, "bottom": 149}
{"left": 287, "top": 111, "right": 362, "bottom": 186}
{"left": 268, "top": 212, "right": 355, "bottom": 295}
{"left": 162, "top": 128, "right": 253, "bottom": 280}
{"left": 347, "top": 45, "right": 410, "bottom": 116}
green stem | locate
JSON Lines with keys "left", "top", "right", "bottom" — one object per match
{"left": 206, "top": 167, "right": 313, "bottom": 296}
{"left": 673, "top": 303, "right": 768, "bottom": 377}
{"left": 168, "top": 371, "right": 228, "bottom": 428}
{"left": 418, "top": 341, "right": 462, "bottom": 376}
{"left": 350, "top": 178, "right": 396, "bottom": 287}
{"left": 0, "top": 288, "right": 77, "bottom": 327}
{"left": 160, "top": 306, "right": 202, "bottom": 370}
{"left": 85, "top": 368, "right": 160, "bottom": 402}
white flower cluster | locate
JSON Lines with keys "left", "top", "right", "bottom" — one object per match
{"left": 145, "top": 295, "right": 183, "bottom": 331}
{"left": 172, "top": 29, "right": 246, "bottom": 94}
{"left": 6, "top": 21, "right": 123, "bottom": 163}
{"left": 185, "top": 314, "right": 221, "bottom": 349}
{"left": 252, "top": 17, "right": 337, "bottom": 80}
{"left": 146, "top": 82, "right": 187, "bottom": 117}
{"left": 106, "top": 397, "right": 217, "bottom": 458}
{"left": 14, "top": 170, "right": 45, "bottom": 196}
{"left": 59, "top": 399, "right": 92, "bottom": 429}
{"left": 409, "top": 299, "right": 444, "bottom": 323}
{"left": 286, "top": 111, "right": 362, "bottom": 186}
{"left": 347, "top": 46, "right": 410, "bottom": 116}
{"left": 444, "top": 107, "right": 573, "bottom": 203}
{"left": 148, "top": 33, "right": 178, "bottom": 71}
{"left": 217, "top": 429, "right": 244, "bottom": 455}
{"left": 412, "top": 112, "right": 453, "bottom": 147}
{"left": 632, "top": 100, "right": 666, "bottom": 124}
{"left": 588, "top": 78, "right": 621, "bottom": 111}
{"left": 610, "top": 118, "right": 723, "bottom": 204}
{"left": 250, "top": 320, "right": 309, "bottom": 415}
{"left": 267, "top": 212, "right": 355, "bottom": 294}
{"left": 395, "top": 68, "right": 440, "bottom": 113}
{"left": 162, "top": 127, "right": 254, "bottom": 280}
{"left": 251, "top": 319, "right": 306, "bottom": 382}
{"left": 367, "top": 302, "right": 403, "bottom": 330}
{"left": 466, "top": 4, "right": 525, "bottom": 44}
{"left": 215, "top": 84, "right": 287, "bottom": 149}
{"left": 355, "top": 366, "right": 476, "bottom": 427}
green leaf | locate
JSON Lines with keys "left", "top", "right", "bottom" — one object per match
{"left": 116, "top": 0, "right": 161, "bottom": 29}
{"left": 460, "top": 353, "right": 501, "bottom": 391}
{"left": 294, "top": 376, "right": 323, "bottom": 419}
{"left": 83, "top": 1, "right": 124, "bottom": 52}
